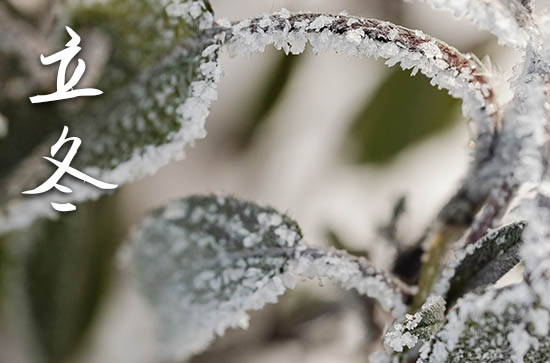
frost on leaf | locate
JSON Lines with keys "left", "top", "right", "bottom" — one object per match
{"left": 420, "top": 285, "right": 550, "bottom": 363}
{"left": 67, "top": 0, "right": 212, "bottom": 92}
{"left": 0, "top": 0, "right": 220, "bottom": 234}
{"left": 384, "top": 295, "right": 445, "bottom": 352}
{"left": 433, "top": 221, "right": 525, "bottom": 307}
{"left": 130, "top": 195, "right": 412, "bottom": 361}
{"left": 411, "top": 0, "right": 531, "bottom": 48}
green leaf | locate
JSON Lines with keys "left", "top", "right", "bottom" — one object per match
{"left": 444, "top": 316, "right": 550, "bottom": 363}
{"left": 385, "top": 296, "right": 446, "bottom": 352}
{"left": 422, "top": 286, "right": 550, "bottom": 363}
{"left": 68, "top": 0, "right": 208, "bottom": 93}
{"left": 0, "top": 27, "right": 64, "bottom": 177}
{"left": 2, "top": 196, "right": 122, "bottom": 363}
{"left": 0, "top": 0, "right": 221, "bottom": 234}
{"left": 130, "top": 195, "right": 412, "bottom": 361}
{"left": 436, "top": 222, "right": 525, "bottom": 307}
{"left": 0, "top": 235, "right": 5, "bottom": 311}
{"left": 0, "top": 97, "right": 64, "bottom": 178}
{"left": 237, "top": 53, "right": 300, "bottom": 149}
{"left": 347, "top": 67, "right": 460, "bottom": 164}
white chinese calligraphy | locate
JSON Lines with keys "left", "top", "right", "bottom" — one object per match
{"left": 29, "top": 26, "right": 103, "bottom": 104}
{"left": 22, "top": 126, "right": 118, "bottom": 212}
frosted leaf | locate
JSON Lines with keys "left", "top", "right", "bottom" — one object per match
{"left": 410, "top": 0, "right": 531, "bottom": 48}
{"left": 130, "top": 195, "right": 412, "bottom": 361}
{"left": 0, "top": 0, "right": 220, "bottom": 234}
{"left": 0, "top": 198, "right": 121, "bottom": 363}
{"left": 433, "top": 222, "right": 525, "bottom": 307}
{"left": 384, "top": 296, "right": 445, "bottom": 352}
{"left": 420, "top": 285, "right": 550, "bottom": 363}
{"left": 223, "top": 11, "right": 498, "bottom": 145}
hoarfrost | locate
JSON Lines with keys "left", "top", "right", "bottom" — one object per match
{"left": 290, "top": 248, "right": 411, "bottom": 316}
{"left": 384, "top": 296, "right": 445, "bottom": 352}
{"left": 164, "top": 0, "right": 214, "bottom": 30}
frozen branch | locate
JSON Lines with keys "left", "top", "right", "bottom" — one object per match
{"left": 223, "top": 11, "right": 499, "bottom": 141}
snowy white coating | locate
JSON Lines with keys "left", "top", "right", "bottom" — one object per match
{"left": 165, "top": 0, "right": 214, "bottom": 30}
{"left": 224, "top": 11, "right": 498, "bottom": 143}
{"left": 130, "top": 195, "right": 411, "bottom": 361}
{"left": 384, "top": 295, "right": 445, "bottom": 352}
{"left": 410, "top": 0, "right": 531, "bottom": 48}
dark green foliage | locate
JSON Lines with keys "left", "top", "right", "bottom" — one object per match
{"left": 446, "top": 222, "right": 525, "bottom": 307}
{"left": 445, "top": 307, "right": 550, "bottom": 363}
{"left": 348, "top": 67, "right": 459, "bottom": 164}
{"left": 237, "top": 53, "right": 300, "bottom": 149}
{"left": 5, "top": 196, "right": 121, "bottom": 363}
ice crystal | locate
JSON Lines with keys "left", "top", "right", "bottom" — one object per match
{"left": 384, "top": 296, "right": 446, "bottom": 352}
{"left": 165, "top": 0, "right": 213, "bottom": 30}
{"left": 290, "top": 248, "right": 411, "bottom": 316}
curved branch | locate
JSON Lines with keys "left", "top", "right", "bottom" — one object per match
{"left": 297, "top": 248, "right": 413, "bottom": 315}
{"left": 221, "top": 12, "right": 499, "bottom": 142}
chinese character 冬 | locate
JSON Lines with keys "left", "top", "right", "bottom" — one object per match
{"left": 29, "top": 26, "right": 103, "bottom": 104}
{"left": 22, "top": 126, "right": 117, "bottom": 212}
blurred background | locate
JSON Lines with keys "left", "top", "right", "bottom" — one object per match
{"left": 0, "top": 0, "right": 534, "bottom": 362}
